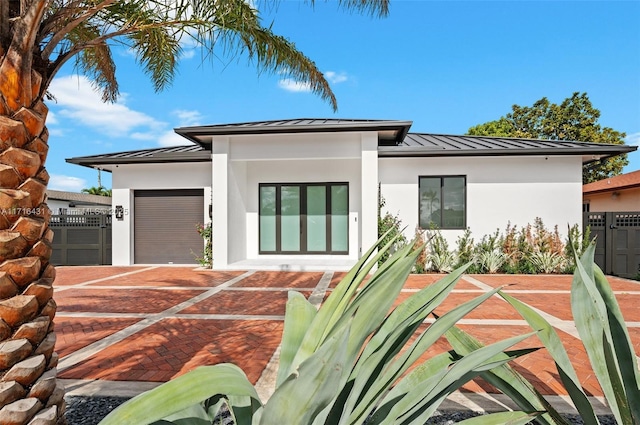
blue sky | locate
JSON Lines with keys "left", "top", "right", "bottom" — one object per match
{"left": 46, "top": 0, "right": 640, "bottom": 191}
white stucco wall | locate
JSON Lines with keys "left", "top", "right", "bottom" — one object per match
{"left": 379, "top": 155, "right": 583, "bottom": 246}
{"left": 243, "top": 158, "right": 362, "bottom": 261}
{"left": 210, "top": 131, "right": 377, "bottom": 268}
{"left": 111, "top": 162, "right": 212, "bottom": 265}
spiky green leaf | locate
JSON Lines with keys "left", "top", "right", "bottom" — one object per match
{"left": 99, "top": 364, "right": 261, "bottom": 425}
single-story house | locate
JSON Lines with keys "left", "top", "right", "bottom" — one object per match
{"left": 67, "top": 119, "right": 636, "bottom": 269}
{"left": 46, "top": 189, "right": 112, "bottom": 215}
{"left": 583, "top": 169, "right": 640, "bottom": 212}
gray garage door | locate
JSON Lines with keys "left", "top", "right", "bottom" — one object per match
{"left": 134, "top": 189, "right": 204, "bottom": 264}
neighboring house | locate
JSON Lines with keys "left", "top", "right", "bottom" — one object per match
{"left": 67, "top": 119, "right": 636, "bottom": 269}
{"left": 582, "top": 169, "right": 640, "bottom": 212}
{"left": 46, "top": 189, "right": 112, "bottom": 214}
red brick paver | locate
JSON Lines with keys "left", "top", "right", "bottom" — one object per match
{"left": 55, "top": 266, "right": 146, "bottom": 286}
{"left": 233, "top": 271, "right": 323, "bottom": 288}
{"left": 53, "top": 266, "right": 639, "bottom": 403}
{"left": 59, "top": 318, "right": 283, "bottom": 384}
{"left": 56, "top": 288, "right": 206, "bottom": 314}
{"left": 181, "top": 290, "right": 312, "bottom": 316}
{"left": 471, "top": 274, "right": 573, "bottom": 291}
{"left": 87, "top": 268, "right": 245, "bottom": 288}
{"left": 56, "top": 317, "right": 142, "bottom": 357}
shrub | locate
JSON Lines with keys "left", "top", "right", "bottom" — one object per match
{"left": 377, "top": 187, "right": 406, "bottom": 266}
{"left": 477, "top": 249, "right": 509, "bottom": 274}
{"left": 194, "top": 222, "right": 212, "bottom": 267}
{"left": 412, "top": 227, "right": 428, "bottom": 274}
{"left": 454, "top": 228, "right": 475, "bottom": 270}
{"left": 528, "top": 250, "right": 566, "bottom": 274}
{"left": 426, "top": 228, "right": 457, "bottom": 273}
{"left": 563, "top": 223, "right": 591, "bottom": 273}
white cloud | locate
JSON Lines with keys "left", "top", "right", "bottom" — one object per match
{"left": 48, "top": 75, "right": 206, "bottom": 148}
{"left": 48, "top": 75, "right": 162, "bottom": 137}
{"left": 49, "top": 174, "right": 87, "bottom": 192}
{"left": 158, "top": 131, "right": 190, "bottom": 147}
{"left": 325, "top": 71, "right": 348, "bottom": 84}
{"left": 625, "top": 132, "right": 640, "bottom": 146}
{"left": 278, "top": 78, "right": 312, "bottom": 93}
{"left": 277, "top": 72, "right": 349, "bottom": 93}
{"left": 47, "top": 110, "right": 58, "bottom": 125}
{"left": 174, "top": 109, "right": 203, "bottom": 126}
{"left": 180, "top": 48, "right": 196, "bottom": 60}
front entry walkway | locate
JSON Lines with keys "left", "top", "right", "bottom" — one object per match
{"left": 53, "top": 266, "right": 640, "bottom": 413}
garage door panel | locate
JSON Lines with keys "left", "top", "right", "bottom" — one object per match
{"left": 134, "top": 189, "right": 204, "bottom": 264}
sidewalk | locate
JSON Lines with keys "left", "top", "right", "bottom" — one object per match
{"left": 54, "top": 266, "right": 640, "bottom": 414}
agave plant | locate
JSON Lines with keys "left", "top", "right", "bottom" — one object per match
{"left": 528, "top": 250, "right": 566, "bottom": 274}
{"left": 428, "top": 250, "right": 458, "bottom": 273}
{"left": 500, "top": 242, "right": 640, "bottom": 425}
{"left": 99, "top": 231, "right": 544, "bottom": 425}
{"left": 477, "top": 250, "right": 509, "bottom": 274}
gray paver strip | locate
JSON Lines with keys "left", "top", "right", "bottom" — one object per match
{"left": 57, "top": 270, "right": 256, "bottom": 372}
{"left": 254, "top": 271, "right": 333, "bottom": 402}
{"left": 55, "top": 266, "right": 158, "bottom": 292}
{"left": 308, "top": 271, "right": 334, "bottom": 307}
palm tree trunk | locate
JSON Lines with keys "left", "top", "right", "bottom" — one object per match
{"left": 0, "top": 69, "right": 65, "bottom": 423}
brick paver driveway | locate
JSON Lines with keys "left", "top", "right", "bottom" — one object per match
{"left": 54, "top": 266, "right": 640, "bottom": 401}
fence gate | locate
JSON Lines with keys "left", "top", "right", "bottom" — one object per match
{"left": 50, "top": 214, "right": 112, "bottom": 265}
{"left": 584, "top": 211, "right": 640, "bottom": 279}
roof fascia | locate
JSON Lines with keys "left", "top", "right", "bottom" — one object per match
{"left": 583, "top": 183, "right": 640, "bottom": 195}
{"left": 378, "top": 145, "right": 637, "bottom": 162}
{"left": 66, "top": 152, "right": 211, "bottom": 169}
{"left": 175, "top": 121, "right": 414, "bottom": 146}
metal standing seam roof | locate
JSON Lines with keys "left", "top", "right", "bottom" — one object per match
{"left": 378, "top": 133, "right": 636, "bottom": 161}
{"left": 175, "top": 118, "right": 413, "bottom": 145}
{"left": 66, "top": 119, "right": 637, "bottom": 167}
{"left": 66, "top": 145, "right": 209, "bottom": 167}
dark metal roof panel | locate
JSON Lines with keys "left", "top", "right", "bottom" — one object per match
{"left": 66, "top": 145, "right": 210, "bottom": 168}
{"left": 395, "top": 133, "right": 636, "bottom": 157}
{"left": 382, "top": 133, "right": 636, "bottom": 162}
{"left": 175, "top": 118, "right": 413, "bottom": 145}
{"left": 66, "top": 125, "right": 637, "bottom": 168}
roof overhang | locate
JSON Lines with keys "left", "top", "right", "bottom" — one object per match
{"left": 66, "top": 148, "right": 211, "bottom": 171}
{"left": 175, "top": 120, "right": 413, "bottom": 146}
{"left": 378, "top": 144, "right": 637, "bottom": 163}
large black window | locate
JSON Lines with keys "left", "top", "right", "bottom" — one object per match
{"left": 419, "top": 176, "right": 466, "bottom": 229}
{"left": 259, "top": 183, "right": 348, "bottom": 254}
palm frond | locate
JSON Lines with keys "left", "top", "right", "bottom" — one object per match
{"left": 67, "top": 20, "right": 118, "bottom": 102}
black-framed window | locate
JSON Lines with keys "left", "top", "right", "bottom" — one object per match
{"left": 259, "top": 182, "right": 349, "bottom": 254}
{"left": 419, "top": 176, "right": 466, "bottom": 229}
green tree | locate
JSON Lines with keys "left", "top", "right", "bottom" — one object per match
{"left": 81, "top": 186, "right": 111, "bottom": 196}
{"left": 0, "top": 1, "right": 388, "bottom": 422}
{"left": 468, "top": 92, "right": 628, "bottom": 183}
